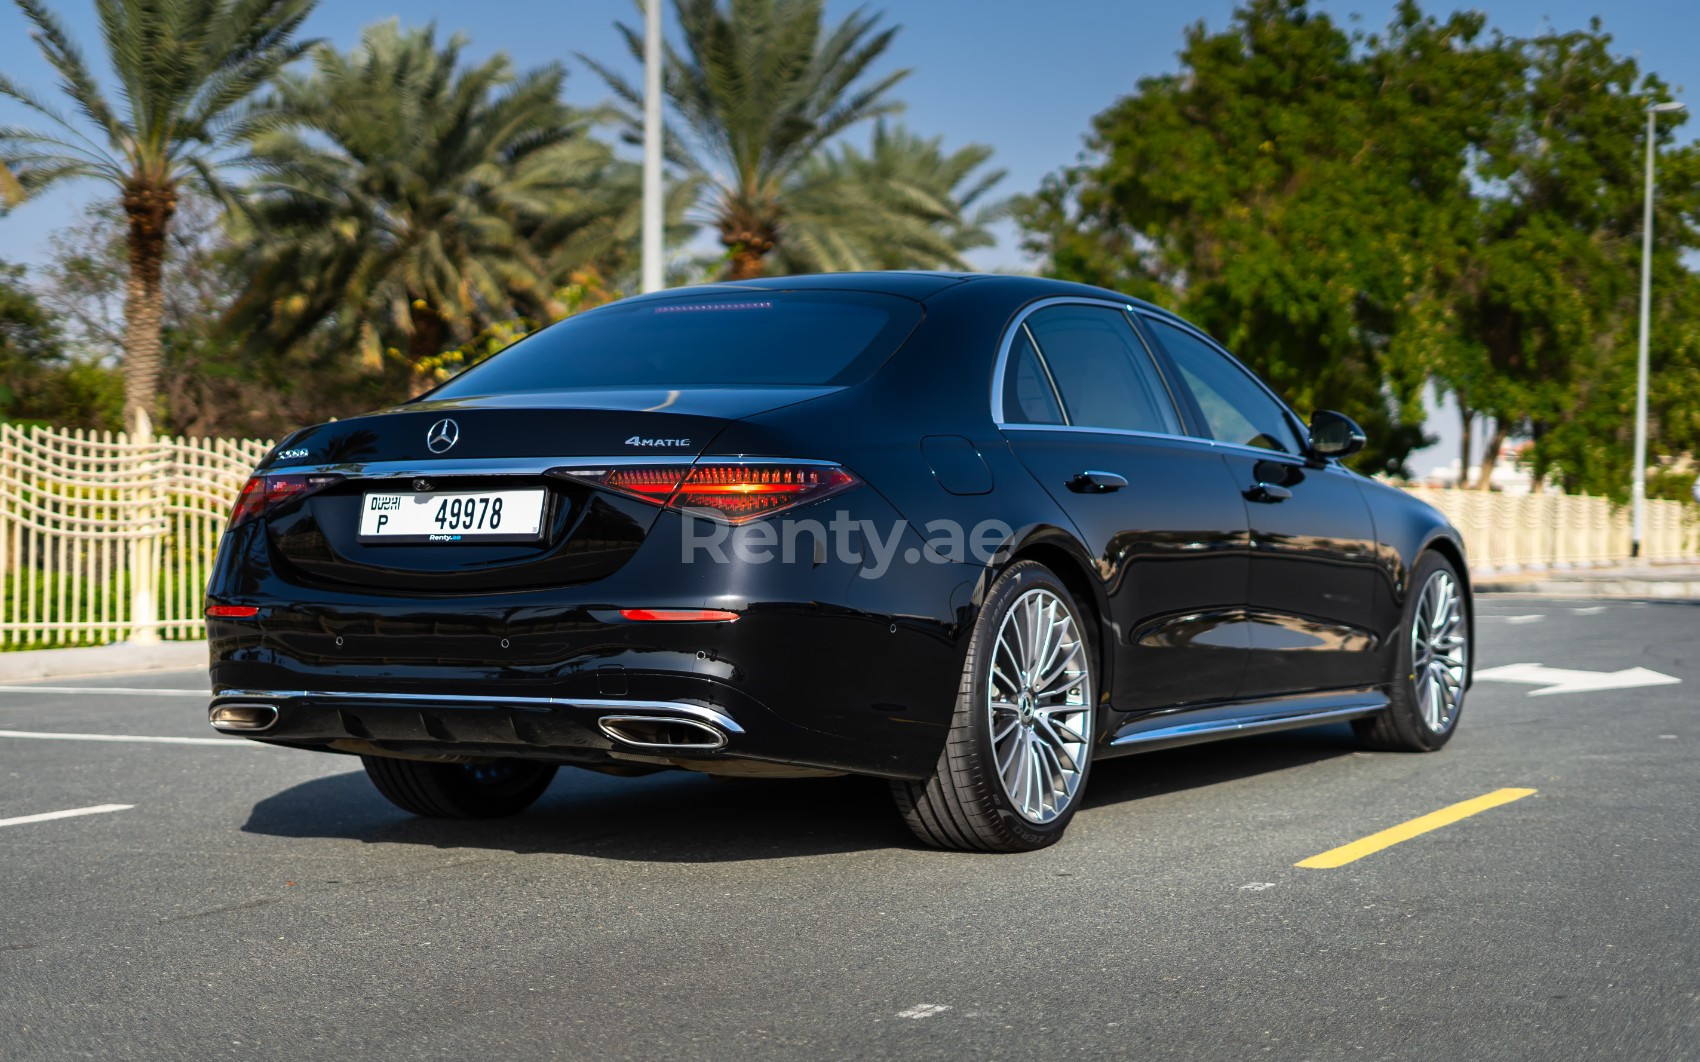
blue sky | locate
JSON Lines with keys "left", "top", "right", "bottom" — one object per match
{"left": 2, "top": 0, "right": 1697, "bottom": 469}
{"left": 3, "top": 0, "right": 1695, "bottom": 271}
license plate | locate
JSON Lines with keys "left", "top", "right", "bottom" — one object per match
{"left": 358, "top": 489, "right": 546, "bottom": 543}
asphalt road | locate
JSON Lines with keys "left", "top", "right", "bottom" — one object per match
{"left": 2, "top": 597, "right": 1697, "bottom": 1060}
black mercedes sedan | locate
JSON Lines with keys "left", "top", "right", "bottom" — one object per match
{"left": 206, "top": 272, "right": 1471, "bottom": 852}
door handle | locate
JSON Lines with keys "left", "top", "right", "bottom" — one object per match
{"left": 1244, "top": 483, "right": 1293, "bottom": 503}
{"left": 1067, "top": 471, "right": 1128, "bottom": 494}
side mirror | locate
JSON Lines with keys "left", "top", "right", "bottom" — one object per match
{"left": 1308, "top": 410, "right": 1366, "bottom": 460}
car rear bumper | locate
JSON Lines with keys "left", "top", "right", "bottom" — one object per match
{"left": 207, "top": 681, "right": 933, "bottom": 776}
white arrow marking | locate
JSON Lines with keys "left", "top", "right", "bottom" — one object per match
{"left": 1475, "top": 662, "right": 1682, "bottom": 697}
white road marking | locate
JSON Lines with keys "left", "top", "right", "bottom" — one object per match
{"left": 0, "top": 803, "right": 133, "bottom": 828}
{"left": 896, "top": 1004, "right": 951, "bottom": 1019}
{"left": 1475, "top": 663, "right": 1682, "bottom": 697}
{"left": 0, "top": 685, "right": 208, "bottom": 697}
{"left": 1659, "top": 734, "right": 1678, "bottom": 740}
{"left": 1239, "top": 882, "right": 1277, "bottom": 891}
{"left": 1503, "top": 614, "right": 1545, "bottom": 625}
{"left": 1572, "top": 606, "right": 1608, "bottom": 615}
{"left": 0, "top": 729, "right": 255, "bottom": 747}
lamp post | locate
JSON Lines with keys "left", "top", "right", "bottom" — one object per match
{"left": 640, "top": 0, "right": 664, "bottom": 294}
{"left": 1632, "top": 100, "right": 1685, "bottom": 558}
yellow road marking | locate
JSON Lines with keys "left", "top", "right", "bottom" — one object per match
{"left": 1296, "top": 787, "right": 1537, "bottom": 869}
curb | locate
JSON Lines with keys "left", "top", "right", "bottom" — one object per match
{"left": 0, "top": 641, "right": 207, "bottom": 682}
{"left": 1474, "top": 578, "right": 1700, "bottom": 599}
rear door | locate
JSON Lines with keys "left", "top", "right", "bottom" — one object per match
{"left": 998, "top": 300, "right": 1251, "bottom": 712}
{"left": 1139, "top": 316, "right": 1382, "bottom": 698}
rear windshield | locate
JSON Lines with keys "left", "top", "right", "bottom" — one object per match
{"left": 428, "top": 290, "right": 923, "bottom": 397}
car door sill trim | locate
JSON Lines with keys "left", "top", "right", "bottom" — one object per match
{"left": 1107, "top": 699, "right": 1386, "bottom": 753}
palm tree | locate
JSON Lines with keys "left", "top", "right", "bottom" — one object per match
{"left": 773, "top": 121, "right": 1008, "bottom": 273}
{"left": 0, "top": 0, "right": 318, "bottom": 432}
{"left": 229, "top": 22, "right": 660, "bottom": 372}
{"left": 588, "top": 0, "right": 927, "bottom": 279}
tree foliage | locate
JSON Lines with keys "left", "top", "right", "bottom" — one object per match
{"left": 226, "top": 22, "right": 654, "bottom": 383}
{"left": 0, "top": 0, "right": 319, "bottom": 429}
{"left": 1020, "top": 0, "right": 1700, "bottom": 490}
{"left": 0, "top": 259, "right": 121, "bottom": 428}
{"left": 588, "top": 0, "right": 1000, "bottom": 278}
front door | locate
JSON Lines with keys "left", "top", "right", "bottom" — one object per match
{"left": 1140, "top": 316, "right": 1382, "bottom": 699}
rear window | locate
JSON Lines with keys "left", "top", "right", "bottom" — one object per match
{"left": 428, "top": 291, "right": 923, "bottom": 397}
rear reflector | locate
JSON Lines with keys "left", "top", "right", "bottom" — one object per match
{"left": 618, "top": 608, "right": 740, "bottom": 623}
{"left": 206, "top": 605, "right": 260, "bottom": 619}
{"left": 561, "top": 462, "right": 858, "bottom": 524}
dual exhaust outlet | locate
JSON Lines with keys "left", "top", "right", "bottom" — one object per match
{"left": 209, "top": 700, "right": 730, "bottom": 752}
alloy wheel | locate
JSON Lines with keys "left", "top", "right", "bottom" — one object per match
{"left": 987, "top": 588, "right": 1092, "bottom": 824}
{"left": 1410, "top": 569, "right": 1468, "bottom": 733}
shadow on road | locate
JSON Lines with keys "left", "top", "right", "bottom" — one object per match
{"left": 241, "top": 723, "right": 1359, "bottom": 862}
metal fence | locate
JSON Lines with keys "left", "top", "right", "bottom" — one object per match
{"left": 1, "top": 424, "right": 1698, "bottom": 648}
{"left": 0, "top": 424, "right": 271, "bottom": 647}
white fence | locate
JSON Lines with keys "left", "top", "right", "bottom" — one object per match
{"left": 1404, "top": 487, "right": 1699, "bottom": 571}
{"left": 1, "top": 424, "right": 1698, "bottom": 648}
{"left": 0, "top": 424, "right": 271, "bottom": 648}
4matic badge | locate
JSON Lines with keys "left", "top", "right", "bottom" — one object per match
{"left": 625, "top": 435, "right": 692, "bottom": 447}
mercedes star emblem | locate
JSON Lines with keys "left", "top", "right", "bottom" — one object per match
{"left": 425, "top": 418, "right": 460, "bottom": 454}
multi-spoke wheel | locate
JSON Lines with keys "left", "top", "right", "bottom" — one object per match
{"left": 987, "top": 588, "right": 1091, "bottom": 824}
{"left": 1355, "top": 552, "right": 1471, "bottom": 752}
{"left": 892, "top": 560, "right": 1097, "bottom": 851}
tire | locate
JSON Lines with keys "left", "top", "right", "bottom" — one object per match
{"left": 361, "top": 755, "right": 558, "bottom": 818}
{"left": 891, "top": 560, "right": 1097, "bottom": 852}
{"left": 1354, "top": 551, "right": 1470, "bottom": 752}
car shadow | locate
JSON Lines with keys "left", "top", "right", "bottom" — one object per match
{"left": 240, "top": 724, "right": 1359, "bottom": 862}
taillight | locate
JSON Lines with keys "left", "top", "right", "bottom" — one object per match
{"left": 561, "top": 462, "right": 858, "bottom": 524}
{"left": 226, "top": 474, "right": 344, "bottom": 530}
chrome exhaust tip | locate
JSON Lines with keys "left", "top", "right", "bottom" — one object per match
{"left": 210, "top": 703, "right": 279, "bottom": 732}
{"left": 597, "top": 714, "right": 728, "bottom": 751}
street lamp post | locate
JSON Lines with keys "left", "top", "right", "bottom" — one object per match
{"left": 640, "top": 0, "right": 664, "bottom": 294}
{"left": 1632, "top": 100, "right": 1685, "bottom": 558}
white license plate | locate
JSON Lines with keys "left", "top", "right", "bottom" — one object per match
{"left": 358, "top": 489, "right": 546, "bottom": 542}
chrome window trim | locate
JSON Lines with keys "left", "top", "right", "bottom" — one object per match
{"left": 210, "top": 690, "right": 745, "bottom": 734}
{"left": 990, "top": 296, "right": 1185, "bottom": 437}
{"left": 256, "top": 456, "right": 841, "bottom": 480}
{"left": 988, "top": 295, "right": 1323, "bottom": 463}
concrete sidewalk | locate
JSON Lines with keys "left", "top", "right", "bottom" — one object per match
{"left": 1473, "top": 562, "right": 1700, "bottom": 598}
{"left": 0, "top": 641, "right": 206, "bottom": 682}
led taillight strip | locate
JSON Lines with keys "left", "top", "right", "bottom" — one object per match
{"left": 563, "top": 461, "right": 858, "bottom": 524}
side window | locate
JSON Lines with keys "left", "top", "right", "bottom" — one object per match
{"left": 1145, "top": 319, "right": 1305, "bottom": 454}
{"left": 1020, "top": 305, "right": 1179, "bottom": 434}
{"left": 1002, "top": 327, "right": 1065, "bottom": 424}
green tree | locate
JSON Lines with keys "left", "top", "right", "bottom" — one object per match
{"left": 1019, "top": 0, "right": 1515, "bottom": 474}
{"left": 0, "top": 259, "right": 121, "bottom": 428}
{"left": 772, "top": 121, "right": 1007, "bottom": 272}
{"left": 1450, "top": 24, "right": 1700, "bottom": 495}
{"left": 588, "top": 0, "right": 994, "bottom": 279}
{"left": 228, "top": 22, "right": 651, "bottom": 378}
{"left": 0, "top": 0, "right": 318, "bottom": 432}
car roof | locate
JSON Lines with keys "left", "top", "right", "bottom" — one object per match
{"left": 612, "top": 270, "right": 1180, "bottom": 320}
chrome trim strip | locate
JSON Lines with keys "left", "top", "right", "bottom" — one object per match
{"left": 1108, "top": 703, "right": 1381, "bottom": 748}
{"left": 988, "top": 295, "right": 1322, "bottom": 464}
{"left": 259, "top": 455, "right": 842, "bottom": 480}
{"left": 210, "top": 690, "right": 745, "bottom": 735}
